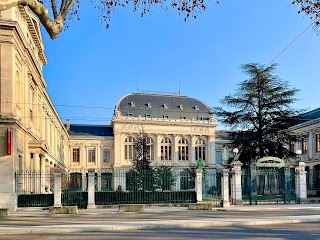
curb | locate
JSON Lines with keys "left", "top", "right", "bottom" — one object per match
{"left": 1, "top": 218, "right": 320, "bottom": 235}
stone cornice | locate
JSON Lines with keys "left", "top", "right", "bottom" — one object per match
{"left": 112, "top": 117, "right": 217, "bottom": 128}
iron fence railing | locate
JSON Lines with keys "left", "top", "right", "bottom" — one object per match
{"left": 241, "top": 168, "right": 296, "bottom": 204}
{"left": 307, "top": 170, "right": 320, "bottom": 197}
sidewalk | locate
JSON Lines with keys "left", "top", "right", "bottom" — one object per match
{"left": 1, "top": 204, "right": 320, "bottom": 235}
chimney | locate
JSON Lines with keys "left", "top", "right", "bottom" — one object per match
{"left": 66, "top": 119, "right": 70, "bottom": 132}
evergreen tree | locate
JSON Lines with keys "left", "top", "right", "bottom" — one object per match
{"left": 127, "top": 133, "right": 153, "bottom": 191}
{"left": 213, "top": 63, "right": 303, "bottom": 165}
{"left": 132, "top": 133, "right": 152, "bottom": 171}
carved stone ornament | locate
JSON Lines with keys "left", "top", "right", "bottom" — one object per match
{"left": 114, "top": 110, "right": 122, "bottom": 118}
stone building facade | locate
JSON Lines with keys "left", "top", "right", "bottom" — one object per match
{"left": 289, "top": 108, "right": 320, "bottom": 172}
{"left": 0, "top": 7, "right": 233, "bottom": 209}
{"left": 0, "top": 7, "right": 69, "bottom": 209}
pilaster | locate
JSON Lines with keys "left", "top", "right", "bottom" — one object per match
{"left": 53, "top": 169, "right": 62, "bottom": 207}
{"left": 221, "top": 169, "right": 230, "bottom": 207}
{"left": 87, "top": 169, "right": 96, "bottom": 209}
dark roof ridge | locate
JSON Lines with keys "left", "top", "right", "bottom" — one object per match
{"left": 69, "top": 124, "right": 111, "bottom": 127}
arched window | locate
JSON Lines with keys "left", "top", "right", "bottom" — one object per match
{"left": 124, "top": 136, "right": 135, "bottom": 160}
{"left": 161, "top": 137, "right": 172, "bottom": 161}
{"left": 195, "top": 138, "right": 206, "bottom": 161}
{"left": 15, "top": 71, "right": 21, "bottom": 107}
{"left": 146, "top": 137, "right": 154, "bottom": 161}
{"left": 178, "top": 138, "right": 189, "bottom": 161}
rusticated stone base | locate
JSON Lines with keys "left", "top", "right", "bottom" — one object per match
{"left": 49, "top": 206, "right": 78, "bottom": 214}
{"left": 188, "top": 203, "right": 212, "bottom": 210}
{"left": 0, "top": 208, "right": 9, "bottom": 217}
{"left": 119, "top": 204, "right": 144, "bottom": 212}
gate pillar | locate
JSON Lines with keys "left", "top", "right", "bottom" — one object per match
{"left": 87, "top": 169, "right": 96, "bottom": 209}
{"left": 53, "top": 169, "right": 62, "bottom": 207}
{"left": 230, "top": 161, "right": 243, "bottom": 205}
{"left": 295, "top": 162, "right": 307, "bottom": 204}
{"left": 221, "top": 169, "right": 230, "bottom": 207}
{"left": 195, "top": 169, "right": 203, "bottom": 202}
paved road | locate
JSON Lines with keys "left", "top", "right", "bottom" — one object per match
{"left": 0, "top": 223, "right": 319, "bottom": 240}
{"left": 1, "top": 204, "right": 320, "bottom": 235}
{"left": 3, "top": 207, "right": 320, "bottom": 226}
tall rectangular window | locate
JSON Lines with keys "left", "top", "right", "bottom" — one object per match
{"left": 88, "top": 149, "right": 96, "bottom": 163}
{"left": 73, "top": 148, "right": 80, "bottom": 163}
{"left": 316, "top": 134, "right": 320, "bottom": 153}
{"left": 103, "top": 149, "right": 111, "bottom": 163}
{"left": 302, "top": 138, "right": 308, "bottom": 154}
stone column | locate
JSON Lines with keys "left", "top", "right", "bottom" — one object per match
{"left": 156, "top": 135, "right": 161, "bottom": 166}
{"left": 190, "top": 135, "right": 195, "bottom": 166}
{"left": 87, "top": 169, "right": 96, "bottom": 209}
{"left": 80, "top": 144, "right": 85, "bottom": 168}
{"left": 54, "top": 169, "right": 62, "bottom": 207}
{"left": 308, "top": 132, "right": 314, "bottom": 160}
{"left": 33, "top": 153, "right": 40, "bottom": 193}
{"left": 195, "top": 169, "right": 203, "bottom": 202}
{"left": 95, "top": 144, "right": 99, "bottom": 166}
{"left": 81, "top": 169, "right": 87, "bottom": 191}
{"left": 45, "top": 160, "right": 51, "bottom": 193}
{"left": 40, "top": 155, "right": 46, "bottom": 193}
{"left": 173, "top": 135, "right": 179, "bottom": 166}
{"left": 113, "top": 133, "right": 121, "bottom": 166}
{"left": 221, "top": 169, "right": 230, "bottom": 207}
{"left": 230, "top": 161, "right": 243, "bottom": 205}
{"left": 295, "top": 162, "right": 307, "bottom": 204}
{"left": 97, "top": 170, "right": 102, "bottom": 191}
{"left": 175, "top": 169, "right": 181, "bottom": 191}
{"left": 208, "top": 136, "right": 216, "bottom": 166}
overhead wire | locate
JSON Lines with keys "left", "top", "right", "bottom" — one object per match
{"left": 267, "top": 20, "right": 316, "bottom": 66}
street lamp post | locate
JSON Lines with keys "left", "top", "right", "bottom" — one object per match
{"left": 232, "top": 148, "right": 239, "bottom": 161}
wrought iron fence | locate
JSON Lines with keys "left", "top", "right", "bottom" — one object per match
{"left": 202, "top": 170, "right": 221, "bottom": 207}
{"left": 95, "top": 170, "right": 196, "bottom": 205}
{"left": 15, "top": 171, "right": 54, "bottom": 207}
{"left": 61, "top": 171, "right": 88, "bottom": 208}
{"left": 307, "top": 170, "right": 320, "bottom": 197}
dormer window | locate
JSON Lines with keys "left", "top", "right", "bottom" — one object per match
{"left": 163, "top": 115, "right": 169, "bottom": 119}
{"left": 130, "top": 101, "right": 135, "bottom": 107}
{"left": 195, "top": 105, "right": 199, "bottom": 110}
{"left": 163, "top": 103, "right": 168, "bottom": 109}
{"left": 145, "top": 114, "right": 151, "bottom": 118}
{"left": 128, "top": 113, "right": 133, "bottom": 117}
{"left": 146, "top": 102, "right": 152, "bottom": 108}
{"left": 179, "top": 104, "right": 183, "bottom": 109}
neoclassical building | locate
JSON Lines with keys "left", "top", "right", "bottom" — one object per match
{"left": 0, "top": 6, "right": 232, "bottom": 209}
{"left": 289, "top": 108, "right": 320, "bottom": 171}
{"left": 65, "top": 93, "right": 225, "bottom": 190}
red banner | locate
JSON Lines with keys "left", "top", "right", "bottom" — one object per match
{"left": 7, "top": 129, "right": 11, "bottom": 155}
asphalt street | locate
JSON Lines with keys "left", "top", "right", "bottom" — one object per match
{"left": 0, "top": 223, "right": 319, "bottom": 240}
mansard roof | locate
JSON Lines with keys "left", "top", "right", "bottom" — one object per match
{"left": 69, "top": 124, "right": 114, "bottom": 137}
{"left": 301, "top": 108, "right": 320, "bottom": 122}
{"left": 115, "top": 92, "right": 212, "bottom": 120}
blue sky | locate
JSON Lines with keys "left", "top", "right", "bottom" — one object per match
{"left": 42, "top": 0, "right": 320, "bottom": 128}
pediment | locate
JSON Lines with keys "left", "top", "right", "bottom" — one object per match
{"left": 28, "top": 140, "right": 50, "bottom": 152}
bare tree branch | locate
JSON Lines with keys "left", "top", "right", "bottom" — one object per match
{"left": 60, "top": 0, "right": 67, "bottom": 12}
{"left": 0, "top": 0, "right": 76, "bottom": 39}
{"left": 51, "top": 0, "right": 58, "bottom": 17}
{"left": 60, "top": 0, "right": 75, "bottom": 19}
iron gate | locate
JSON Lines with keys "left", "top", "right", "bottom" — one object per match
{"left": 242, "top": 157, "right": 296, "bottom": 205}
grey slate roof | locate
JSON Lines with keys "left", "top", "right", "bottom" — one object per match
{"left": 301, "top": 108, "right": 320, "bottom": 122}
{"left": 116, "top": 93, "right": 212, "bottom": 120}
{"left": 68, "top": 124, "right": 114, "bottom": 137}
